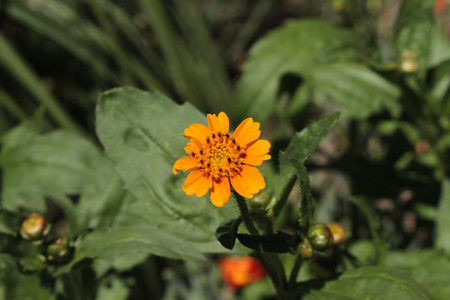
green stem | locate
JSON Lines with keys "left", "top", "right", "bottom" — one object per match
{"left": 288, "top": 255, "right": 303, "bottom": 288}
{"left": 233, "top": 192, "right": 290, "bottom": 299}
{"left": 234, "top": 193, "right": 259, "bottom": 235}
{"left": 62, "top": 270, "right": 85, "bottom": 300}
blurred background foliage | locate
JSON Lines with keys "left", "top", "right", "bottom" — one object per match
{"left": 2, "top": 0, "right": 450, "bottom": 299}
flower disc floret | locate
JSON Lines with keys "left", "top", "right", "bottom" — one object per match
{"left": 173, "top": 112, "right": 271, "bottom": 207}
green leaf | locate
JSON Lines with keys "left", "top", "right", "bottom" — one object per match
{"left": 392, "top": 0, "right": 434, "bottom": 75}
{"left": 386, "top": 250, "right": 450, "bottom": 300}
{"left": 0, "top": 209, "right": 22, "bottom": 236}
{"left": 269, "top": 112, "right": 340, "bottom": 216}
{"left": 69, "top": 225, "right": 205, "bottom": 267}
{"left": 376, "top": 120, "right": 420, "bottom": 144}
{"left": 310, "top": 63, "right": 401, "bottom": 119}
{"left": 0, "top": 254, "right": 54, "bottom": 300}
{"left": 97, "top": 277, "right": 129, "bottom": 300}
{"left": 429, "top": 24, "right": 450, "bottom": 68}
{"left": 1, "top": 129, "right": 124, "bottom": 235}
{"left": 215, "top": 218, "right": 242, "bottom": 250}
{"left": 231, "top": 20, "right": 400, "bottom": 123}
{"left": 0, "top": 108, "right": 44, "bottom": 153}
{"left": 231, "top": 20, "right": 358, "bottom": 123}
{"left": 292, "top": 161, "right": 314, "bottom": 233}
{"left": 436, "top": 178, "right": 450, "bottom": 251}
{"left": 306, "top": 266, "right": 432, "bottom": 300}
{"left": 95, "top": 87, "right": 236, "bottom": 254}
{"left": 428, "top": 60, "right": 450, "bottom": 114}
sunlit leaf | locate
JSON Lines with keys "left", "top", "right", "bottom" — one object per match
{"left": 95, "top": 87, "right": 236, "bottom": 254}
{"left": 1, "top": 128, "right": 124, "bottom": 235}
{"left": 231, "top": 19, "right": 400, "bottom": 123}
{"left": 310, "top": 63, "right": 401, "bottom": 119}
{"left": 306, "top": 266, "right": 432, "bottom": 300}
{"left": 386, "top": 250, "right": 450, "bottom": 300}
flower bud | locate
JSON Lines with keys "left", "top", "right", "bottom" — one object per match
{"left": 248, "top": 191, "right": 271, "bottom": 209}
{"left": 46, "top": 237, "right": 70, "bottom": 263}
{"left": 21, "top": 213, "right": 49, "bottom": 241}
{"left": 328, "top": 223, "right": 347, "bottom": 245}
{"left": 308, "top": 223, "right": 334, "bottom": 252}
{"left": 296, "top": 239, "right": 313, "bottom": 260}
{"left": 401, "top": 50, "right": 418, "bottom": 73}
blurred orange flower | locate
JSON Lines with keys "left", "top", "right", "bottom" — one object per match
{"left": 435, "top": 0, "right": 447, "bottom": 14}
{"left": 328, "top": 223, "right": 347, "bottom": 245}
{"left": 220, "top": 256, "right": 266, "bottom": 290}
{"left": 173, "top": 112, "right": 271, "bottom": 207}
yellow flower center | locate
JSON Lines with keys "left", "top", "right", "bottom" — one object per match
{"left": 194, "top": 131, "right": 246, "bottom": 181}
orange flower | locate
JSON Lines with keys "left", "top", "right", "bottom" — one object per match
{"left": 220, "top": 256, "right": 265, "bottom": 290}
{"left": 173, "top": 112, "right": 271, "bottom": 207}
{"left": 435, "top": 0, "right": 447, "bottom": 14}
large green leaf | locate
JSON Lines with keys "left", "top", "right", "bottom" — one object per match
{"left": 310, "top": 63, "right": 401, "bottom": 119}
{"left": 436, "top": 178, "right": 450, "bottom": 251}
{"left": 306, "top": 266, "right": 432, "bottom": 300}
{"left": 1, "top": 127, "right": 124, "bottom": 235}
{"left": 386, "top": 250, "right": 450, "bottom": 300}
{"left": 95, "top": 87, "right": 236, "bottom": 253}
{"left": 65, "top": 225, "right": 205, "bottom": 270}
{"left": 231, "top": 20, "right": 357, "bottom": 123}
{"left": 268, "top": 112, "right": 340, "bottom": 215}
{"left": 231, "top": 20, "right": 399, "bottom": 123}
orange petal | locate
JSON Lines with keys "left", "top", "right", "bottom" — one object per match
{"left": 232, "top": 118, "right": 252, "bottom": 140}
{"left": 184, "top": 140, "right": 201, "bottom": 154}
{"left": 183, "top": 170, "right": 210, "bottom": 197}
{"left": 243, "top": 155, "right": 271, "bottom": 166}
{"left": 231, "top": 166, "right": 265, "bottom": 199}
{"left": 232, "top": 118, "right": 261, "bottom": 146}
{"left": 244, "top": 140, "right": 271, "bottom": 166}
{"left": 184, "top": 123, "right": 210, "bottom": 144}
{"left": 173, "top": 156, "right": 198, "bottom": 174}
{"left": 218, "top": 112, "right": 230, "bottom": 133}
{"left": 210, "top": 179, "right": 231, "bottom": 207}
{"left": 246, "top": 139, "right": 271, "bottom": 156}
{"left": 207, "top": 113, "right": 219, "bottom": 133}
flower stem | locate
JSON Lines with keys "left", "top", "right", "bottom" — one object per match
{"left": 233, "top": 192, "right": 291, "bottom": 299}
{"left": 288, "top": 255, "right": 303, "bottom": 288}
{"left": 233, "top": 193, "right": 259, "bottom": 235}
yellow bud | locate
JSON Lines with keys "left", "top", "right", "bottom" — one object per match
{"left": 328, "top": 223, "right": 347, "bottom": 245}
{"left": 401, "top": 50, "right": 419, "bottom": 73}
{"left": 21, "top": 213, "right": 48, "bottom": 241}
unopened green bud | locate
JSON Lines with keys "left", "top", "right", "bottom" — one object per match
{"left": 21, "top": 213, "right": 49, "bottom": 241}
{"left": 296, "top": 239, "right": 313, "bottom": 260}
{"left": 308, "top": 223, "right": 334, "bottom": 252}
{"left": 46, "top": 237, "right": 70, "bottom": 263}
